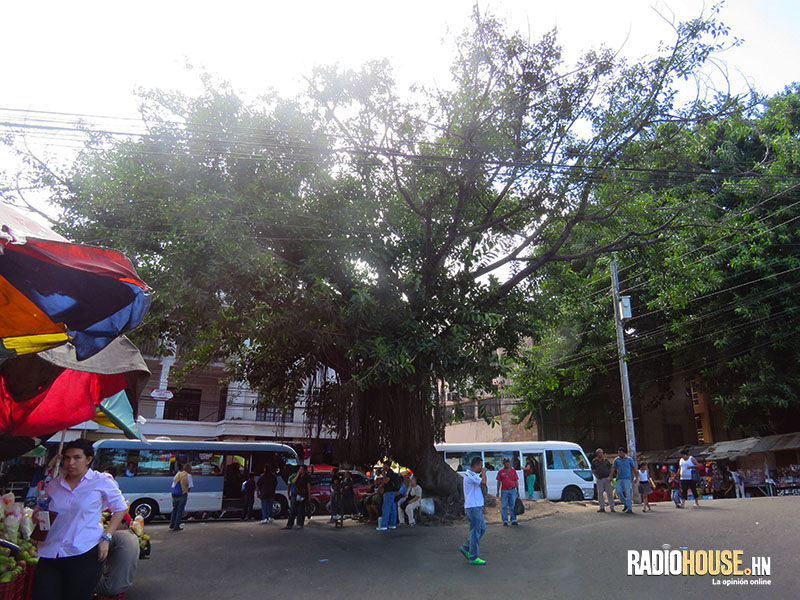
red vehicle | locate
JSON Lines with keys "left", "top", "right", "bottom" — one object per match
{"left": 307, "top": 471, "right": 372, "bottom": 515}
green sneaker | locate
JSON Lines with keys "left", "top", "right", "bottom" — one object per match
{"left": 459, "top": 547, "right": 470, "bottom": 560}
{"left": 469, "top": 557, "right": 487, "bottom": 565}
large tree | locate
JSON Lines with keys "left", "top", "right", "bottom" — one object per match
{"left": 510, "top": 86, "right": 800, "bottom": 438}
{"left": 4, "top": 9, "right": 738, "bottom": 498}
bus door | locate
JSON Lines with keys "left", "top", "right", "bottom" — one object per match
{"left": 221, "top": 454, "right": 249, "bottom": 511}
{"left": 522, "top": 452, "right": 545, "bottom": 500}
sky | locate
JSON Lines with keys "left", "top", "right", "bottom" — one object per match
{"left": 2, "top": 0, "right": 800, "bottom": 220}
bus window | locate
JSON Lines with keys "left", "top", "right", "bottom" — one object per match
{"left": 192, "top": 453, "right": 225, "bottom": 476}
{"left": 483, "top": 451, "right": 516, "bottom": 471}
{"left": 96, "top": 449, "right": 139, "bottom": 475}
{"left": 138, "top": 450, "right": 179, "bottom": 476}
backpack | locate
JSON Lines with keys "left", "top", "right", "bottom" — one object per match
{"left": 171, "top": 472, "right": 185, "bottom": 496}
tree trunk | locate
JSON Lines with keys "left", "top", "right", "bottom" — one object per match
{"left": 395, "top": 443, "right": 463, "bottom": 505}
{"left": 336, "top": 376, "right": 463, "bottom": 508}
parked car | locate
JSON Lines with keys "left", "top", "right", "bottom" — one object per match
{"left": 306, "top": 471, "right": 372, "bottom": 515}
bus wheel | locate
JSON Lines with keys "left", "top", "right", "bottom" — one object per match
{"left": 273, "top": 497, "right": 288, "bottom": 518}
{"left": 130, "top": 498, "right": 159, "bottom": 522}
{"left": 561, "top": 486, "right": 583, "bottom": 502}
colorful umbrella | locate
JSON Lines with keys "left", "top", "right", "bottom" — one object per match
{"left": 0, "top": 202, "right": 151, "bottom": 360}
{"left": 0, "top": 336, "right": 150, "bottom": 437}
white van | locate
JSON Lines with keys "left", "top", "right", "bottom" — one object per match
{"left": 435, "top": 441, "right": 594, "bottom": 502}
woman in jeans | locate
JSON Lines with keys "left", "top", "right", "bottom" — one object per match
{"left": 33, "top": 439, "right": 128, "bottom": 600}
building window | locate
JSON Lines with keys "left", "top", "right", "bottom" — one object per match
{"left": 478, "top": 397, "right": 501, "bottom": 418}
{"left": 217, "top": 385, "right": 228, "bottom": 422}
{"left": 164, "top": 388, "right": 202, "bottom": 421}
{"left": 695, "top": 415, "right": 705, "bottom": 443}
{"left": 255, "top": 405, "right": 294, "bottom": 423}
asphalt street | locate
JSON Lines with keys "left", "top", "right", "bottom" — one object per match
{"left": 126, "top": 496, "right": 797, "bottom": 600}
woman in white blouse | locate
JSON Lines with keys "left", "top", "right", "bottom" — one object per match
{"left": 33, "top": 438, "right": 128, "bottom": 600}
{"left": 402, "top": 477, "right": 423, "bottom": 526}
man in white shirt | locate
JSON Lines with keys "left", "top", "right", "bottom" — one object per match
{"left": 678, "top": 449, "right": 701, "bottom": 508}
{"left": 459, "top": 456, "right": 487, "bottom": 565}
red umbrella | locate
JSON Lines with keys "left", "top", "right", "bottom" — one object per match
{"left": 0, "top": 336, "right": 149, "bottom": 437}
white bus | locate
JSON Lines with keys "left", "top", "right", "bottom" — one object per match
{"left": 435, "top": 441, "right": 594, "bottom": 502}
{"left": 94, "top": 439, "right": 298, "bottom": 521}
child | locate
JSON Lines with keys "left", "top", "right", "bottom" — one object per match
{"left": 668, "top": 470, "right": 682, "bottom": 508}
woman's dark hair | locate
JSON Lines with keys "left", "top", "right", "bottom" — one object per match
{"left": 63, "top": 438, "right": 94, "bottom": 458}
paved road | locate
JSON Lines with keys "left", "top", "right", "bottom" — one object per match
{"left": 126, "top": 497, "right": 797, "bottom": 600}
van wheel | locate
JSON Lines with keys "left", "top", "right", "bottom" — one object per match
{"left": 273, "top": 497, "right": 288, "bottom": 518}
{"left": 130, "top": 498, "right": 159, "bottom": 522}
{"left": 561, "top": 486, "right": 583, "bottom": 502}
{"left": 306, "top": 500, "right": 318, "bottom": 517}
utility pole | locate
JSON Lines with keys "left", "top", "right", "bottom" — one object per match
{"left": 610, "top": 258, "right": 637, "bottom": 462}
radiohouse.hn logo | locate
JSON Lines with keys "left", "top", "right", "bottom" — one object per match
{"left": 627, "top": 544, "right": 772, "bottom": 587}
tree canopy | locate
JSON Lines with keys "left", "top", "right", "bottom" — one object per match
{"left": 2, "top": 8, "right": 743, "bottom": 495}
{"left": 510, "top": 85, "right": 800, "bottom": 439}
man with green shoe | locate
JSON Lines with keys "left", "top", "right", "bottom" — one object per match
{"left": 460, "top": 456, "right": 488, "bottom": 565}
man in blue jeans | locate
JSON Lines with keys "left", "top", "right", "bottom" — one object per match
{"left": 460, "top": 456, "right": 488, "bottom": 565}
{"left": 169, "top": 463, "right": 191, "bottom": 530}
{"left": 495, "top": 458, "right": 519, "bottom": 526}
{"left": 611, "top": 447, "right": 637, "bottom": 514}
{"left": 377, "top": 461, "right": 401, "bottom": 531}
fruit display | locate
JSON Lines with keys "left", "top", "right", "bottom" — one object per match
{"left": 101, "top": 510, "right": 151, "bottom": 559}
{"left": 0, "top": 492, "right": 39, "bottom": 597}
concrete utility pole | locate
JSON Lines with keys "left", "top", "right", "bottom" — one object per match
{"left": 610, "top": 259, "right": 637, "bottom": 462}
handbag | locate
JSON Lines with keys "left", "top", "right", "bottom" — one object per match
{"left": 514, "top": 497, "right": 525, "bottom": 516}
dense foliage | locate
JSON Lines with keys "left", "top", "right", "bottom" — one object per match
{"left": 510, "top": 86, "right": 800, "bottom": 438}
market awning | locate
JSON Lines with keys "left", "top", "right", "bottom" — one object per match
{"left": 705, "top": 437, "right": 761, "bottom": 461}
{"left": 749, "top": 432, "right": 800, "bottom": 454}
{"left": 637, "top": 449, "right": 674, "bottom": 464}
{"left": 665, "top": 444, "right": 711, "bottom": 463}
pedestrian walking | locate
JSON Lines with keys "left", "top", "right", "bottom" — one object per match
{"left": 668, "top": 469, "right": 682, "bottom": 507}
{"left": 610, "top": 447, "right": 637, "bottom": 514}
{"left": 284, "top": 465, "right": 311, "bottom": 529}
{"left": 241, "top": 472, "right": 256, "bottom": 520}
{"left": 637, "top": 462, "right": 653, "bottom": 512}
{"left": 459, "top": 456, "right": 487, "bottom": 565}
{"left": 257, "top": 464, "right": 277, "bottom": 523}
{"left": 678, "top": 449, "right": 701, "bottom": 508}
{"left": 591, "top": 449, "right": 615, "bottom": 513}
{"left": 496, "top": 458, "right": 519, "bottom": 526}
{"left": 170, "top": 463, "right": 192, "bottom": 530}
